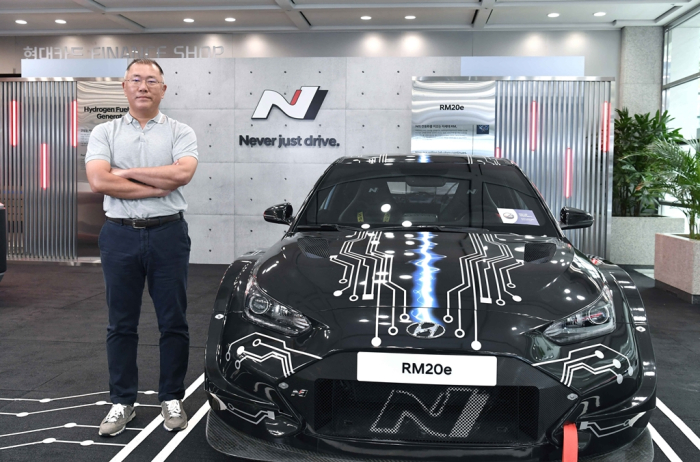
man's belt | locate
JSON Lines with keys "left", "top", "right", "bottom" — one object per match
{"left": 107, "top": 212, "right": 183, "bottom": 229}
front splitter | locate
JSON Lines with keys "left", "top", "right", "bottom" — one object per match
{"left": 206, "top": 408, "right": 404, "bottom": 462}
{"left": 205, "top": 409, "right": 653, "bottom": 462}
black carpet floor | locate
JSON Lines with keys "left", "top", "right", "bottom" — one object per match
{"left": 0, "top": 262, "right": 231, "bottom": 462}
{"left": 623, "top": 265, "right": 700, "bottom": 462}
{"left": 0, "top": 261, "right": 697, "bottom": 462}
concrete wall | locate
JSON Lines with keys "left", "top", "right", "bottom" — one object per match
{"left": 5, "top": 30, "right": 621, "bottom": 78}
{"left": 3, "top": 30, "right": 624, "bottom": 264}
{"left": 159, "top": 56, "right": 618, "bottom": 264}
{"left": 158, "top": 56, "right": 464, "bottom": 263}
{"left": 619, "top": 26, "right": 663, "bottom": 115}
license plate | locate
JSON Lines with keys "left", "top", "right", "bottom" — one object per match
{"left": 357, "top": 352, "right": 497, "bottom": 386}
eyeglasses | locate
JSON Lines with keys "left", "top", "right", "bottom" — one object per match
{"left": 125, "top": 78, "right": 163, "bottom": 87}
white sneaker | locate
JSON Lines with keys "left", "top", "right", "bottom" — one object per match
{"left": 99, "top": 404, "right": 135, "bottom": 437}
{"left": 161, "top": 399, "right": 188, "bottom": 432}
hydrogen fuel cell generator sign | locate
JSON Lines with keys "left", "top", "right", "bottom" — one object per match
{"left": 76, "top": 81, "right": 129, "bottom": 258}
{"left": 77, "top": 81, "right": 129, "bottom": 170}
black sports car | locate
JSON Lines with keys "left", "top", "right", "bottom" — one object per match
{"left": 204, "top": 155, "right": 655, "bottom": 461}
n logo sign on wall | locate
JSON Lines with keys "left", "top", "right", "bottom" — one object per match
{"left": 252, "top": 86, "right": 328, "bottom": 120}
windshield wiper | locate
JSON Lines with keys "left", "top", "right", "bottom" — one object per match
{"left": 375, "top": 225, "right": 490, "bottom": 233}
{"left": 295, "top": 224, "right": 364, "bottom": 232}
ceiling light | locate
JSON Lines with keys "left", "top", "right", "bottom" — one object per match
{"left": 15, "top": 19, "right": 27, "bottom": 25}
{"left": 405, "top": 15, "right": 416, "bottom": 20}
{"left": 547, "top": 13, "right": 560, "bottom": 18}
{"left": 183, "top": 18, "right": 194, "bottom": 23}
{"left": 225, "top": 17, "right": 236, "bottom": 22}
{"left": 594, "top": 12, "right": 606, "bottom": 17}
{"left": 361, "top": 16, "right": 371, "bottom": 20}
{"left": 55, "top": 19, "right": 66, "bottom": 24}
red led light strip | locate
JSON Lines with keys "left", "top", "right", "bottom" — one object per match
{"left": 72, "top": 100, "right": 78, "bottom": 148}
{"left": 530, "top": 101, "right": 538, "bottom": 151}
{"left": 41, "top": 144, "right": 48, "bottom": 190}
{"left": 602, "top": 101, "right": 610, "bottom": 152}
{"left": 565, "top": 148, "right": 573, "bottom": 198}
{"left": 495, "top": 147, "right": 501, "bottom": 159}
{"left": 11, "top": 101, "right": 18, "bottom": 147}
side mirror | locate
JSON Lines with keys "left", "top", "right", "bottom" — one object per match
{"left": 560, "top": 207, "right": 593, "bottom": 230}
{"left": 264, "top": 203, "right": 293, "bottom": 225}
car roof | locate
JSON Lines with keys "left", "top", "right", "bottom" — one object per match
{"left": 335, "top": 154, "right": 514, "bottom": 166}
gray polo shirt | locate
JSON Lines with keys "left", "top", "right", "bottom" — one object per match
{"left": 85, "top": 112, "right": 198, "bottom": 219}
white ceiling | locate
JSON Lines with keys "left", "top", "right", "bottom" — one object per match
{"left": 0, "top": 0, "right": 698, "bottom": 35}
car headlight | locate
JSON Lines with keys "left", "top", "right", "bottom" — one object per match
{"left": 244, "top": 279, "right": 311, "bottom": 336}
{"left": 543, "top": 285, "right": 616, "bottom": 344}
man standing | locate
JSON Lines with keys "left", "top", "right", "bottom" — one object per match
{"left": 86, "top": 59, "right": 198, "bottom": 436}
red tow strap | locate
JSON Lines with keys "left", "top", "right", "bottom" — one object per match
{"left": 563, "top": 423, "right": 578, "bottom": 462}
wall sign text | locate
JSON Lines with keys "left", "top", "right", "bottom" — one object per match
{"left": 239, "top": 135, "right": 340, "bottom": 148}
{"left": 23, "top": 45, "right": 224, "bottom": 60}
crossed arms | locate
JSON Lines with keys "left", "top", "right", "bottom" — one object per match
{"left": 86, "top": 156, "right": 198, "bottom": 200}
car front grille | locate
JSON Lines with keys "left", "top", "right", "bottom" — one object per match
{"left": 313, "top": 380, "right": 540, "bottom": 445}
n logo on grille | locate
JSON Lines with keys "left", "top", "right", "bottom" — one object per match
{"left": 370, "top": 388, "right": 488, "bottom": 438}
{"left": 252, "top": 86, "right": 328, "bottom": 120}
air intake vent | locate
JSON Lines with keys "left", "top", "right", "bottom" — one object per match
{"left": 314, "top": 380, "right": 540, "bottom": 445}
{"left": 298, "top": 237, "right": 331, "bottom": 259}
{"left": 524, "top": 243, "right": 556, "bottom": 264}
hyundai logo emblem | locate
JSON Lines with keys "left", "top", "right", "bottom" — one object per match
{"left": 406, "top": 321, "right": 445, "bottom": 339}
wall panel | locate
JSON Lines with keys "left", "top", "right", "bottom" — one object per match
{"left": 234, "top": 215, "right": 289, "bottom": 259}
{"left": 186, "top": 162, "right": 236, "bottom": 216}
{"left": 345, "top": 110, "right": 412, "bottom": 155}
{"left": 2, "top": 56, "right": 616, "bottom": 264}
{"left": 0, "top": 80, "right": 77, "bottom": 260}
{"left": 163, "top": 109, "right": 235, "bottom": 164}
{"left": 185, "top": 214, "right": 236, "bottom": 265}
{"left": 495, "top": 79, "right": 613, "bottom": 258}
{"left": 234, "top": 163, "right": 330, "bottom": 217}
{"left": 233, "top": 58, "right": 347, "bottom": 109}
{"left": 159, "top": 58, "right": 236, "bottom": 110}
{"left": 346, "top": 57, "right": 461, "bottom": 109}
{"left": 233, "top": 108, "right": 346, "bottom": 164}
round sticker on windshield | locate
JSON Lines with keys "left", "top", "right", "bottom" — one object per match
{"left": 497, "top": 208, "right": 518, "bottom": 224}
{"left": 497, "top": 208, "right": 540, "bottom": 226}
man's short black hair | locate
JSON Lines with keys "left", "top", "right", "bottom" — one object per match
{"left": 126, "top": 58, "right": 164, "bottom": 77}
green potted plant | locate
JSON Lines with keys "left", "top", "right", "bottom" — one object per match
{"left": 609, "top": 108, "right": 686, "bottom": 264}
{"left": 613, "top": 108, "right": 683, "bottom": 216}
{"left": 648, "top": 139, "right": 700, "bottom": 303}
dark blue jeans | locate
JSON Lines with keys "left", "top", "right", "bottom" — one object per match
{"left": 99, "top": 218, "right": 191, "bottom": 405}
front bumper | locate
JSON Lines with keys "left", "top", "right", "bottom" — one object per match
{"left": 205, "top": 408, "right": 654, "bottom": 462}
{"left": 203, "top": 264, "right": 657, "bottom": 461}
{"left": 205, "top": 344, "right": 654, "bottom": 462}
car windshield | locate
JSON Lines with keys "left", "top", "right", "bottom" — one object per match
{"left": 296, "top": 158, "right": 559, "bottom": 237}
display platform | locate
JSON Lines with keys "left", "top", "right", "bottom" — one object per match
{"left": 0, "top": 262, "right": 697, "bottom": 461}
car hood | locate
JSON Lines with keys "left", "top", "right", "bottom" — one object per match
{"left": 254, "top": 230, "right": 605, "bottom": 322}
